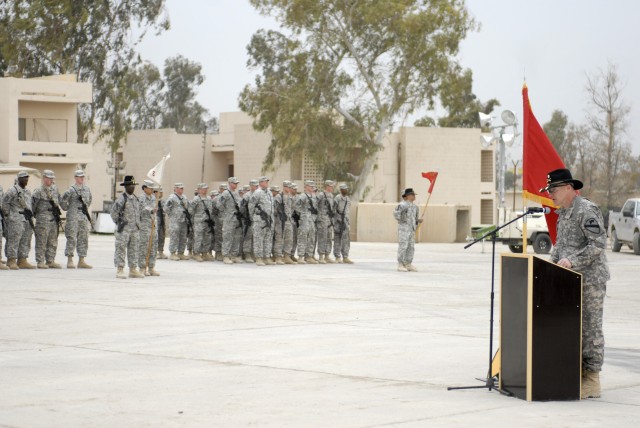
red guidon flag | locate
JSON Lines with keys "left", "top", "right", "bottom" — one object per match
{"left": 421, "top": 171, "right": 438, "bottom": 193}
{"left": 522, "top": 85, "right": 564, "bottom": 243}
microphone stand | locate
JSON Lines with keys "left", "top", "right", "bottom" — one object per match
{"left": 448, "top": 209, "right": 541, "bottom": 395}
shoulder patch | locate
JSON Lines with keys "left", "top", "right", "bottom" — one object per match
{"left": 584, "top": 218, "right": 601, "bottom": 234}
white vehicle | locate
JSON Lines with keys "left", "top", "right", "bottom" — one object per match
{"left": 495, "top": 207, "right": 552, "bottom": 254}
{"left": 609, "top": 198, "right": 640, "bottom": 255}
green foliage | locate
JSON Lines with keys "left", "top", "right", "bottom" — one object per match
{"left": 241, "top": 0, "right": 476, "bottom": 200}
{"left": 543, "top": 110, "right": 576, "bottom": 168}
{"left": 0, "top": 0, "right": 170, "bottom": 151}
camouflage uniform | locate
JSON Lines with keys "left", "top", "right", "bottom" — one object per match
{"left": 156, "top": 197, "right": 167, "bottom": 254}
{"left": 283, "top": 190, "right": 295, "bottom": 257}
{"left": 333, "top": 193, "right": 351, "bottom": 259}
{"left": 32, "top": 183, "right": 62, "bottom": 265}
{"left": 250, "top": 187, "right": 274, "bottom": 259}
{"left": 551, "top": 195, "right": 609, "bottom": 372}
{"left": 217, "top": 188, "right": 243, "bottom": 258}
{"left": 316, "top": 190, "right": 335, "bottom": 256}
{"left": 60, "top": 184, "right": 92, "bottom": 258}
{"left": 0, "top": 186, "right": 5, "bottom": 262}
{"left": 394, "top": 200, "right": 418, "bottom": 265}
{"left": 210, "top": 192, "right": 222, "bottom": 256}
{"left": 110, "top": 192, "right": 141, "bottom": 268}
{"left": 189, "top": 194, "right": 215, "bottom": 255}
{"left": 241, "top": 189, "right": 254, "bottom": 258}
{"left": 165, "top": 191, "right": 190, "bottom": 255}
{"left": 2, "top": 184, "right": 34, "bottom": 260}
{"left": 273, "top": 191, "right": 287, "bottom": 258}
{"left": 138, "top": 192, "right": 158, "bottom": 270}
{"left": 295, "top": 191, "right": 318, "bottom": 258}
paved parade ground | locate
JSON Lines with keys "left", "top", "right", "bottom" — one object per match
{"left": 1, "top": 235, "right": 639, "bottom": 427}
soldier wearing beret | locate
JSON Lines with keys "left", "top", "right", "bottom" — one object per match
{"left": 541, "top": 168, "right": 609, "bottom": 399}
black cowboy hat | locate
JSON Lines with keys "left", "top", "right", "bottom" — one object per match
{"left": 402, "top": 188, "right": 417, "bottom": 197}
{"left": 539, "top": 168, "right": 583, "bottom": 192}
{"left": 119, "top": 175, "right": 138, "bottom": 186}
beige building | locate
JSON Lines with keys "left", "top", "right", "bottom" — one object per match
{"left": 0, "top": 75, "right": 495, "bottom": 242}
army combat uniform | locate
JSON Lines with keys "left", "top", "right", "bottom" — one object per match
{"left": 60, "top": 179, "right": 92, "bottom": 266}
{"left": 295, "top": 186, "right": 318, "bottom": 263}
{"left": 111, "top": 191, "right": 142, "bottom": 278}
{"left": 333, "top": 191, "right": 352, "bottom": 263}
{"left": 316, "top": 186, "right": 335, "bottom": 263}
{"left": 138, "top": 189, "right": 159, "bottom": 275}
{"left": 249, "top": 185, "right": 275, "bottom": 265}
{"left": 32, "top": 179, "right": 62, "bottom": 268}
{"left": 2, "top": 181, "right": 35, "bottom": 268}
{"left": 551, "top": 195, "right": 609, "bottom": 375}
{"left": 217, "top": 185, "right": 244, "bottom": 263}
{"left": 164, "top": 188, "right": 190, "bottom": 259}
{"left": 394, "top": 199, "right": 419, "bottom": 270}
{"left": 156, "top": 196, "right": 168, "bottom": 258}
{"left": 0, "top": 186, "right": 7, "bottom": 270}
{"left": 189, "top": 190, "right": 215, "bottom": 261}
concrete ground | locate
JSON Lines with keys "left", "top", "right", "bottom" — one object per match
{"left": 1, "top": 235, "right": 639, "bottom": 427}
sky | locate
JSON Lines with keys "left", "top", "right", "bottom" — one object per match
{"left": 136, "top": 0, "right": 640, "bottom": 158}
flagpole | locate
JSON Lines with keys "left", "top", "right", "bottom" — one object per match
{"left": 415, "top": 191, "right": 432, "bottom": 238}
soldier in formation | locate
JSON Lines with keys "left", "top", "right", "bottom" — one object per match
{"left": 249, "top": 176, "right": 275, "bottom": 266}
{"left": 333, "top": 184, "right": 352, "bottom": 264}
{"left": 316, "top": 180, "right": 336, "bottom": 264}
{"left": 190, "top": 183, "right": 215, "bottom": 262}
{"left": 217, "top": 177, "right": 244, "bottom": 264}
{"left": 60, "top": 169, "right": 93, "bottom": 269}
{"left": 156, "top": 187, "right": 168, "bottom": 259}
{"left": 138, "top": 180, "right": 160, "bottom": 276}
{"left": 295, "top": 180, "right": 319, "bottom": 264}
{"left": 241, "top": 181, "right": 258, "bottom": 263}
{"left": 0, "top": 184, "right": 6, "bottom": 270}
{"left": 110, "top": 175, "right": 143, "bottom": 279}
{"left": 165, "top": 183, "right": 190, "bottom": 261}
{"left": 31, "top": 170, "right": 63, "bottom": 268}
{"left": 2, "top": 171, "right": 35, "bottom": 269}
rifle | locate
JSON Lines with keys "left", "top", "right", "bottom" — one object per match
{"left": 276, "top": 195, "right": 287, "bottom": 232}
{"left": 157, "top": 199, "right": 165, "bottom": 232}
{"left": 201, "top": 198, "right": 216, "bottom": 237}
{"left": 73, "top": 187, "right": 94, "bottom": 230}
{"left": 0, "top": 209, "right": 6, "bottom": 238}
{"left": 240, "top": 197, "right": 252, "bottom": 238}
{"left": 45, "top": 187, "right": 64, "bottom": 235}
{"left": 175, "top": 196, "right": 193, "bottom": 236}
{"left": 292, "top": 211, "right": 300, "bottom": 228}
{"left": 305, "top": 193, "right": 318, "bottom": 215}
{"left": 336, "top": 198, "right": 348, "bottom": 239}
{"left": 255, "top": 204, "right": 272, "bottom": 230}
{"left": 323, "top": 191, "right": 335, "bottom": 229}
{"left": 15, "top": 186, "right": 35, "bottom": 231}
{"left": 116, "top": 193, "right": 128, "bottom": 233}
{"left": 227, "top": 190, "right": 244, "bottom": 230}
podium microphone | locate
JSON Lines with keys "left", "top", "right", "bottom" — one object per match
{"left": 527, "top": 207, "right": 551, "bottom": 214}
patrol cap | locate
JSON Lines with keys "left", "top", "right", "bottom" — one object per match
{"left": 339, "top": 183, "right": 349, "bottom": 190}
{"left": 155, "top": 186, "right": 164, "bottom": 192}
{"left": 258, "top": 176, "right": 269, "bottom": 182}
{"left": 42, "top": 170, "right": 55, "bottom": 179}
{"left": 271, "top": 185, "right": 281, "bottom": 193}
{"left": 210, "top": 190, "right": 219, "bottom": 197}
{"left": 249, "top": 179, "right": 259, "bottom": 186}
{"left": 17, "top": 171, "right": 29, "bottom": 178}
{"left": 219, "top": 183, "right": 228, "bottom": 190}
{"left": 197, "top": 183, "right": 209, "bottom": 189}
{"left": 304, "top": 179, "right": 316, "bottom": 187}
{"left": 324, "top": 180, "right": 335, "bottom": 187}
{"left": 290, "top": 183, "right": 298, "bottom": 190}
{"left": 74, "top": 169, "right": 85, "bottom": 177}
{"left": 142, "top": 179, "right": 156, "bottom": 189}
{"left": 242, "top": 184, "right": 251, "bottom": 192}
{"left": 174, "top": 182, "right": 184, "bottom": 189}
{"left": 228, "top": 177, "right": 240, "bottom": 184}
{"left": 283, "top": 180, "right": 292, "bottom": 188}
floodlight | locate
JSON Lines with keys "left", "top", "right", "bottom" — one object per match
{"left": 480, "top": 134, "right": 495, "bottom": 148}
{"left": 478, "top": 112, "right": 493, "bottom": 127}
{"left": 501, "top": 110, "right": 517, "bottom": 126}
{"left": 502, "top": 133, "right": 515, "bottom": 147}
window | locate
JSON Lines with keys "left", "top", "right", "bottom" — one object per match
{"left": 481, "top": 199, "right": 494, "bottom": 224}
{"left": 480, "top": 150, "right": 493, "bottom": 182}
{"left": 18, "top": 118, "right": 26, "bottom": 141}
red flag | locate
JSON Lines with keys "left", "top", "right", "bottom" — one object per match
{"left": 522, "top": 85, "right": 564, "bottom": 243}
{"left": 421, "top": 171, "right": 438, "bottom": 193}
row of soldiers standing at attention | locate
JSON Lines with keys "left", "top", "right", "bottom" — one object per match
{"left": 152, "top": 176, "right": 353, "bottom": 269}
{"left": 0, "top": 170, "right": 93, "bottom": 270}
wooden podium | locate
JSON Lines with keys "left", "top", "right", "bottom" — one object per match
{"left": 499, "top": 254, "right": 583, "bottom": 401}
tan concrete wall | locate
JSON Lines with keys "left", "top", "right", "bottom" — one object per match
{"left": 356, "top": 203, "right": 470, "bottom": 243}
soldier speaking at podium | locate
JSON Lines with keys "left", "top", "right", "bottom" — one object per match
{"left": 541, "top": 168, "right": 609, "bottom": 399}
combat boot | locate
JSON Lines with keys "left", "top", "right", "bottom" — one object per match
{"left": 343, "top": 257, "right": 354, "bottom": 264}
{"left": 335, "top": 257, "right": 343, "bottom": 264}
{"left": 67, "top": 256, "right": 76, "bottom": 269}
{"left": 116, "top": 267, "right": 127, "bottom": 279}
{"left": 169, "top": 252, "right": 180, "bottom": 261}
{"left": 581, "top": 370, "right": 601, "bottom": 399}
{"left": 148, "top": 268, "right": 160, "bottom": 276}
{"left": 406, "top": 264, "right": 418, "bottom": 272}
{"left": 397, "top": 264, "right": 408, "bottom": 272}
{"left": 7, "top": 258, "right": 19, "bottom": 270}
{"left": 296, "top": 257, "right": 306, "bottom": 264}
{"left": 305, "top": 255, "right": 318, "bottom": 264}
{"left": 275, "top": 256, "right": 285, "bottom": 265}
{"left": 18, "top": 258, "right": 36, "bottom": 269}
{"left": 203, "top": 253, "right": 214, "bottom": 261}
{"left": 325, "top": 255, "right": 336, "bottom": 264}
{"left": 194, "top": 253, "right": 204, "bottom": 262}
{"left": 0, "top": 261, "right": 9, "bottom": 270}
{"left": 47, "top": 260, "right": 62, "bottom": 269}
{"left": 244, "top": 255, "right": 255, "bottom": 263}
{"left": 290, "top": 255, "right": 298, "bottom": 262}
{"left": 37, "top": 262, "right": 49, "bottom": 269}
{"left": 255, "top": 257, "right": 266, "bottom": 266}
{"left": 232, "top": 256, "right": 244, "bottom": 264}
{"left": 215, "top": 252, "right": 223, "bottom": 261}
{"left": 283, "top": 254, "right": 296, "bottom": 265}
{"left": 129, "top": 267, "right": 145, "bottom": 279}
{"left": 265, "top": 257, "right": 275, "bottom": 265}
{"left": 318, "top": 254, "right": 326, "bottom": 264}
{"left": 223, "top": 256, "right": 234, "bottom": 264}
{"left": 157, "top": 251, "right": 168, "bottom": 259}
{"left": 179, "top": 253, "right": 189, "bottom": 260}
{"left": 78, "top": 257, "right": 92, "bottom": 269}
